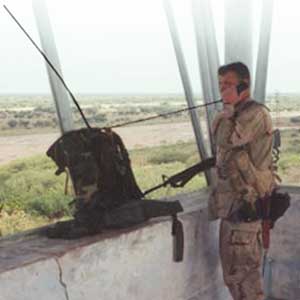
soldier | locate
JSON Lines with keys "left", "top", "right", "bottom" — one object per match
{"left": 209, "top": 62, "right": 276, "bottom": 300}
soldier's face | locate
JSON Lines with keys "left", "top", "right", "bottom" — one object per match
{"left": 218, "top": 71, "right": 240, "bottom": 93}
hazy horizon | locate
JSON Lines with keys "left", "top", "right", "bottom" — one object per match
{"left": 0, "top": 91, "right": 299, "bottom": 97}
{"left": 1, "top": 0, "right": 300, "bottom": 94}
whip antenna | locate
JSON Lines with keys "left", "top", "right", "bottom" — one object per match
{"left": 3, "top": 4, "right": 91, "bottom": 129}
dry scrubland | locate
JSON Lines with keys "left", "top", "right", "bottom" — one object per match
{"left": 0, "top": 94, "right": 202, "bottom": 135}
{"left": 0, "top": 94, "right": 300, "bottom": 236}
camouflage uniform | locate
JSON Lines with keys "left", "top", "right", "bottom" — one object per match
{"left": 209, "top": 98, "right": 275, "bottom": 300}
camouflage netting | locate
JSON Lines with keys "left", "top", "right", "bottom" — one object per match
{"left": 47, "top": 127, "right": 143, "bottom": 202}
{"left": 45, "top": 128, "right": 183, "bottom": 246}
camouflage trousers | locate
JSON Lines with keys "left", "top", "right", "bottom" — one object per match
{"left": 220, "top": 219, "right": 264, "bottom": 300}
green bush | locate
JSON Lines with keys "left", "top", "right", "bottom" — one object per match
{"left": 278, "top": 153, "right": 300, "bottom": 171}
{"left": 27, "top": 191, "right": 71, "bottom": 217}
{"left": 0, "top": 142, "right": 203, "bottom": 216}
{"left": 7, "top": 119, "right": 17, "bottom": 128}
{"left": 133, "top": 162, "right": 205, "bottom": 199}
{"left": 0, "top": 141, "right": 207, "bottom": 235}
{"left": 148, "top": 150, "right": 190, "bottom": 164}
{"left": 131, "top": 142, "right": 198, "bottom": 166}
{"left": 0, "top": 155, "right": 72, "bottom": 217}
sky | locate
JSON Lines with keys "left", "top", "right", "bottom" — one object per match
{"left": 0, "top": 0, "right": 300, "bottom": 95}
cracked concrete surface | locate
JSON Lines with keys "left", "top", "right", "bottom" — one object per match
{"left": 0, "top": 187, "right": 299, "bottom": 300}
{"left": 55, "top": 258, "right": 69, "bottom": 300}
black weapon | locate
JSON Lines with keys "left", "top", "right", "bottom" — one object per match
{"left": 143, "top": 157, "right": 216, "bottom": 196}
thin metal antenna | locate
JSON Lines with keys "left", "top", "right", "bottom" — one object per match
{"left": 3, "top": 4, "right": 91, "bottom": 130}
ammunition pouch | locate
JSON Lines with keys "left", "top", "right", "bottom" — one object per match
{"left": 269, "top": 189, "right": 290, "bottom": 227}
{"left": 255, "top": 189, "right": 290, "bottom": 228}
{"left": 228, "top": 188, "right": 290, "bottom": 226}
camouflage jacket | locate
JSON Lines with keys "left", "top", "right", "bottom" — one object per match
{"left": 209, "top": 98, "right": 276, "bottom": 220}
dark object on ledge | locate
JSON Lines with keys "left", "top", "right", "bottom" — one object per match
{"left": 172, "top": 214, "right": 184, "bottom": 262}
{"left": 47, "top": 128, "right": 143, "bottom": 202}
{"left": 46, "top": 128, "right": 184, "bottom": 261}
{"left": 46, "top": 199, "right": 183, "bottom": 237}
{"left": 45, "top": 195, "right": 184, "bottom": 261}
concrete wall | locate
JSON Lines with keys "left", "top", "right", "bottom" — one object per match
{"left": 0, "top": 190, "right": 230, "bottom": 300}
{"left": 265, "top": 186, "right": 300, "bottom": 300}
{"left": 1, "top": 186, "right": 298, "bottom": 300}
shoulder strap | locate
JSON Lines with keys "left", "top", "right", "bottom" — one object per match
{"left": 234, "top": 100, "right": 270, "bottom": 119}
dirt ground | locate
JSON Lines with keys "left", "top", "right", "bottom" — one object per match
{"left": 1, "top": 114, "right": 298, "bottom": 166}
{"left": 0, "top": 121, "right": 204, "bottom": 166}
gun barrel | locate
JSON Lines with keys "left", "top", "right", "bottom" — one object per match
{"left": 142, "top": 157, "right": 215, "bottom": 197}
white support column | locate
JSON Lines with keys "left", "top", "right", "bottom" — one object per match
{"left": 254, "top": 0, "right": 274, "bottom": 103}
{"left": 32, "top": 0, "right": 74, "bottom": 133}
{"left": 192, "top": 0, "right": 221, "bottom": 155}
{"left": 225, "top": 0, "right": 254, "bottom": 75}
{"left": 195, "top": 0, "right": 220, "bottom": 104}
{"left": 163, "top": 0, "right": 211, "bottom": 184}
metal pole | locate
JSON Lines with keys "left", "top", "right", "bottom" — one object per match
{"left": 225, "top": 0, "right": 254, "bottom": 76}
{"left": 192, "top": 0, "right": 221, "bottom": 155}
{"left": 254, "top": 0, "right": 274, "bottom": 103}
{"left": 32, "top": 0, "right": 74, "bottom": 133}
{"left": 162, "top": 0, "right": 211, "bottom": 185}
{"left": 193, "top": 0, "right": 220, "bottom": 104}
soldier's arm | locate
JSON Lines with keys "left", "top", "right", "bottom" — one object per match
{"left": 230, "top": 106, "right": 273, "bottom": 147}
{"left": 212, "top": 109, "right": 235, "bottom": 149}
{"left": 231, "top": 107, "right": 272, "bottom": 199}
{"left": 212, "top": 105, "right": 273, "bottom": 151}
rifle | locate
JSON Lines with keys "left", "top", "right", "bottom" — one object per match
{"left": 143, "top": 157, "right": 216, "bottom": 196}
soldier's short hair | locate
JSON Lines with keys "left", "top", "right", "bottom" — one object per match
{"left": 218, "top": 62, "right": 250, "bottom": 81}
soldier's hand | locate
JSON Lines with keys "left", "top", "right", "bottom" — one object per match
{"left": 222, "top": 103, "right": 234, "bottom": 118}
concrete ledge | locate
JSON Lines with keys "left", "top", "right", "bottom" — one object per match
{"left": 266, "top": 186, "right": 300, "bottom": 300}
{"left": 0, "top": 190, "right": 230, "bottom": 300}
{"left": 1, "top": 186, "right": 298, "bottom": 300}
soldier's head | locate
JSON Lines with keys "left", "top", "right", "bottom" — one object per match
{"left": 218, "top": 62, "right": 251, "bottom": 103}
